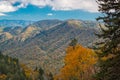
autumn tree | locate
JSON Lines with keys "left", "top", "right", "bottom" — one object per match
{"left": 54, "top": 44, "right": 97, "bottom": 80}
{"left": 96, "top": 0, "right": 120, "bottom": 80}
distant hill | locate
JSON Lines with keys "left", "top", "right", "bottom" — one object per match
{"left": 0, "top": 20, "right": 34, "bottom": 28}
{"left": 0, "top": 19, "right": 99, "bottom": 74}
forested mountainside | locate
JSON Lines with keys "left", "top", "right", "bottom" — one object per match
{"left": 0, "top": 52, "right": 27, "bottom": 80}
{"left": 0, "top": 52, "right": 54, "bottom": 80}
{"left": 0, "top": 19, "right": 99, "bottom": 74}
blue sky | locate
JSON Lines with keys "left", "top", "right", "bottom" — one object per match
{"left": 0, "top": 0, "right": 100, "bottom": 21}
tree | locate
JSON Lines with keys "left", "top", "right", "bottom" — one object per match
{"left": 96, "top": 0, "right": 120, "bottom": 80}
{"left": 55, "top": 44, "right": 97, "bottom": 80}
{"left": 0, "top": 52, "right": 27, "bottom": 80}
{"left": 69, "top": 38, "right": 78, "bottom": 47}
{"left": 38, "top": 67, "right": 44, "bottom": 80}
{"left": 48, "top": 72, "right": 53, "bottom": 80}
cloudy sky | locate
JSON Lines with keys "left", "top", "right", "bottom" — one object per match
{"left": 0, "top": 0, "right": 100, "bottom": 21}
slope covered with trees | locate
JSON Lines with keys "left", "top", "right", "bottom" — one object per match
{"left": 0, "top": 20, "right": 99, "bottom": 74}
{"left": 0, "top": 52, "right": 27, "bottom": 80}
{"left": 0, "top": 52, "right": 54, "bottom": 80}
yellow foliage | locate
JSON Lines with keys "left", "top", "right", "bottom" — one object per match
{"left": 20, "top": 64, "right": 33, "bottom": 77}
{"left": 101, "top": 54, "right": 116, "bottom": 61}
{"left": 8, "top": 57, "right": 11, "bottom": 63}
{"left": 0, "top": 74, "right": 7, "bottom": 80}
{"left": 14, "top": 61, "right": 16, "bottom": 65}
{"left": 20, "top": 64, "right": 39, "bottom": 80}
{"left": 54, "top": 44, "right": 98, "bottom": 80}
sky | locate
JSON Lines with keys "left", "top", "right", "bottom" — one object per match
{"left": 0, "top": 0, "right": 100, "bottom": 21}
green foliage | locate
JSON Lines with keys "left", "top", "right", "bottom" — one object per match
{"left": 0, "top": 52, "right": 27, "bottom": 80}
{"left": 38, "top": 67, "right": 44, "bottom": 80}
{"left": 69, "top": 38, "right": 78, "bottom": 47}
{"left": 96, "top": 0, "right": 120, "bottom": 55}
{"left": 96, "top": 0, "right": 120, "bottom": 80}
{"left": 48, "top": 72, "right": 53, "bottom": 80}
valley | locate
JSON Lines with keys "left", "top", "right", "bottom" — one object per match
{"left": 0, "top": 19, "right": 99, "bottom": 74}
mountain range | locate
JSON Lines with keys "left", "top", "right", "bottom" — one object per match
{"left": 0, "top": 20, "right": 34, "bottom": 28}
{"left": 0, "top": 19, "right": 99, "bottom": 74}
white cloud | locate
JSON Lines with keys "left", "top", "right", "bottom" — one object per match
{"left": 25, "top": 0, "right": 98, "bottom": 13}
{"left": 0, "top": 13, "right": 6, "bottom": 16}
{"left": 49, "top": 0, "right": 98, "bottom": 12}
{"left": 17, "top": 3, "right": 28, "bottom": 8}
{"left": 47, "top": 13, "right": 53, "bottom": 16}
{"left": 0, "top": 0, "right": 98, "bottom": 16}
{"left": 0, "top": 1, "right": 17, "bottom": 13}
{"left": 0, "top": 0, "right": 26, "bottom": 16}
{"left": 29, "top": 0, "right": 48, "bottom": 7}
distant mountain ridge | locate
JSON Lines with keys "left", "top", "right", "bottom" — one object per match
{"left": 0, "top": 20, "right": 34, "bottom": 28}
{"left": 0, "top": 19, "right": 99, "bottom": 74}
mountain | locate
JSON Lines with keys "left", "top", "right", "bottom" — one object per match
{"left": 30, "top": 19, "right": 63, "bottom": 30}
{"left": 0, "top": 32, "right": 13, "bottom": 43}
{"left": 0, "top": 19, "right": 99, "bottom": 74}
{"left": 17, "top": 19, "right": 63, "bottom": 41}
{"left": 0, "top": 20, "right": 34, "bottom": 28}
{"left": 3, "top": 26, "right": 23, "bottom": 35}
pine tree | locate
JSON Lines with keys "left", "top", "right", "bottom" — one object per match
{"left": 48, "top": 72, "right": 53, "bottom": 80}
{"left": 69, "top": 38, "right": 78, "bottom": 50}
{"left": 0, "top": 52, "right": 27, "bottom": 80}
{"left": 96, "top": 0, "right": 120, "bottom": 80}
{"left": 38, "top": 67, "right": 44, "bottom": 80}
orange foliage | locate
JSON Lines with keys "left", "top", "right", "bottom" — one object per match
{"left": 54, "top": 44, "right": 97, "bottom": 80}
{"left": 0, "top": 74, "right": 7, "bottom": 80}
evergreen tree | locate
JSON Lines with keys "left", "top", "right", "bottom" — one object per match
{"left": 38, "top": 67, "right": 44, "bottom": 80}
{"left": 96, "top": 0, "right": 120, "bottom": 80}
{"left": 0, "top": 52, "right": 27, "bottom": 80}
{"left": 69, "top": 38, "right": 78, "bottom": 49}
{"left": 48, "top": 72, "right": 53, "bottom": 80}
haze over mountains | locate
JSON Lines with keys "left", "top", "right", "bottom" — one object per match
{"left": 0, "top": 19, "right": 99, "bottom": 74}
{"left": 0, "top": 20, "right": 34, "bottom": 28}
